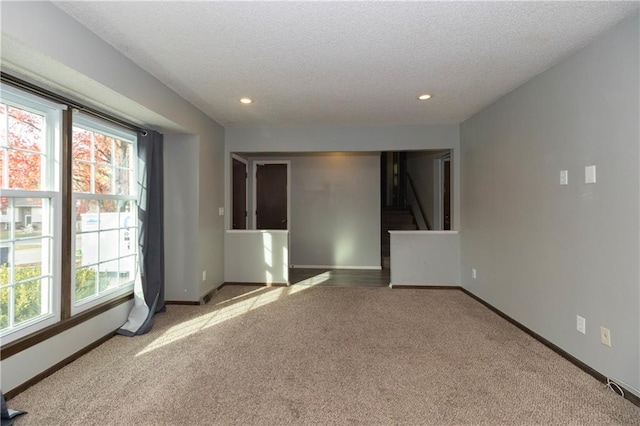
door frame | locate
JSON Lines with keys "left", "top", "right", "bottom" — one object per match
{"left": 252, "top": 160, "right": 291, "bottom": 230}
{"left": 231, "top": 154, "right": 249, "bottom": 230}
{"left": 436, "top": 153, "right": 451, "bottom": 230}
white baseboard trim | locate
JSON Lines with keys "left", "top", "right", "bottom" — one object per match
{"left": 291, "top": 265, "right": 382, "bottom": 270}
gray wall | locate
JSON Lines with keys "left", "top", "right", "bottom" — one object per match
{"left": 289, "top": 154, "right": 380, "bottom": 268}
{"left": 390, "top": 231, "right": 460, "bottom": 286}
{"left": 226, "top": 124, "right": 459, "bottom": 152}
{"left": 197, "top": 123, "right": 226, "bottom": 298}
{"left": 1, "top": 2, "right": 225, "bottom": 393}
{"left": 164, "top": 135, "right": 200, "bottom": 301}
{"left": 460, "top": 14, "right": 639, "bottom": 391}
{"left": 225, "top": 230, "right": 289, "bottom": 283}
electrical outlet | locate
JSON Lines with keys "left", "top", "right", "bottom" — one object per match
{"left": 576, "top": 315, "right": 586, "bottom": 334}
{"left": 585, "top": 165, "right": 596, "bottom": 184}
{"left": 472, "top": 268, "right": 477, "bottom": 279}
{"left": 600, "top": 327, "right": 611, "bottom": 347}
{"left": 202, "top": 270, "right": 207, "bottom": 282}
{"left": 560, "top": 170, "right": 568, "bottom": 185}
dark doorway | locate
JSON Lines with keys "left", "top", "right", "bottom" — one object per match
{"left": 232, "top": 157, "right": 247, "bottom": 229}
{"left": 381, "top": 152, "right": 408, "bottom": 209}
{"left": 256, "top": 163, "right": 288, "bottom": 230}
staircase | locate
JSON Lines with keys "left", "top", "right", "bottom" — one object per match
{"left": 381, "top": 208, "right": 417, "bottom": 269}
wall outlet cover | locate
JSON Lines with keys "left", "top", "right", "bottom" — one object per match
{"left": 576, "top": 315, "right": 586, "bottom": 334}
{"left": 560, "top": 170, "right": 568, "bottom": 185}
{"left": 585, "top": 165, "right": 596, "bottom": 184}
{"left": 600, "top": 326, "right": 611, "bottom": 347}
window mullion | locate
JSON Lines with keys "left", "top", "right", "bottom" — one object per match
{"left": 111, "top": 138, "right": 116, "bottom": 195}
{"left": 40, "top": 117, "right": 47, "bottom": 191}
{"left": 8, "top": 286, "right": 15, "bottom": 330}
{"left": 2, "top": 107, "right": 8, "bottom": 186}
{"left": 7, "top": 197, "right": 14, "bottom": 329}
{"left": 60, "top": 108, "right": 73, "bottom": 320}
{"left": 90, "top": 132, "right": 95, "bottom": 194}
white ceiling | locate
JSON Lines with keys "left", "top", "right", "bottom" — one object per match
{"left": 52, "top": 1, "right": 638, "bottom": 127}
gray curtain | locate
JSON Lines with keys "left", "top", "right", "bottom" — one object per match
{"left": 118, "top": 130, "right": 165, "bottom": 336}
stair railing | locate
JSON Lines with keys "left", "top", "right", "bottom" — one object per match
{"left": 406, "top": 173, "right": 431, "bottom": 230}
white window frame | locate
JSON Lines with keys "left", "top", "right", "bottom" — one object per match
{"left": 70, "top": 113, "right": 137, "bottom": 315}
{"left": 0, "top": 84, "right": 63, "bottom": 344}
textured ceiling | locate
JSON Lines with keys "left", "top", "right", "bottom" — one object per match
{"left": 53, "top": 1, "right": 638, "bottom": 127}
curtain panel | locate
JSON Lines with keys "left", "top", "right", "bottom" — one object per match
{"left": 118, "top": 130, "right": 165, "bottom": 336}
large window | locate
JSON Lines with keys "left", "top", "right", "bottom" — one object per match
{"left": 0, "top": 82, "right": 138, "bottom": 344}
{"left": 72, "top": 114, "right": 137, "bottom": 313}
{"left": 0, "top": 85, "right": 62, "bottom": 343}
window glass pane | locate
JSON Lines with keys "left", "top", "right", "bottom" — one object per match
{"left": 15, "top": 239, "right": 43, "bottom": 268}
{"left": 77, "top": 232, "right": 98, "bottom": 267}
{"left": 0, "top": 287, "right": 9, "bottom": 331}
{"left": 0, "top": 150, "right": 5, "bottom": 188}
{"left": 99, "top": 201, "right": 119, "bottom": 231}
{"left": 99, "top": 230, "right": 119, "bottom": 262}
{"left": 75, "top": 266, "right": 97, "bottom": 302}
{"left": 72, "top": 127, "right": 92, "bottom": 161}
{"left": 120, "top": 228, "right": 135, "bottom": 256}
{"left": 0, "top": 103, "right": 7, "bottom": 147}
{"left": 8, "top": 150, "right": 41, "bottom": 190}
{"left": 15, "top": 198, "right": 43, "bottom": 237}
{"left": 14, "top": 279, "right": 44, "bottom": 326}
{"left": 115, "top": 168, "right": 131, "bottom": 195}
{"left": 0, "top": 263, "right": 9, "bottom": 286}
{"left": 95, "top": 164, "right": 112, "bottom": 194}
{"left": 94, "top": 134, "right": 112, "bottom": 164}
{"left": 99, "top": 260, "right": 119, "bottom": 292}
{"left": 76, "top": 199, "right": 98, "bottom": 232}
{"left": 103, "top": 200, "right": 121, "bottom": 213}
{"left": 72, "top": 161, "right": 91, "bottom": 193}
{"left": 8, "top": 106, "right": 44, "bottom": 153}
{"left": 119, "top": 200, "right": 134, "bottom": 221}
{"left": 119, "top": 255, "right": 136, "bottom": 285}
{"left": 114, "top": 140, "right": 131, "bottom": 168}
{"left": 0, "top": 197, "right": 9, "bottom": 236}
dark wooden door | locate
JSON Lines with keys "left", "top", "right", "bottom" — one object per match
{"left": 443, "top": 160, "right": 451, "bottom": 230}
{"left": 256, "top": 163, "right": 288, "bottom": 230}
{"left": 232, "top": 158, "right": 247, "bottom": 229}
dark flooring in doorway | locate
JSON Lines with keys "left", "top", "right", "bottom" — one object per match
{"left": 289, "top": 268, "right": 390, "bottom": 287}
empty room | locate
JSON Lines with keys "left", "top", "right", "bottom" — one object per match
{"left": 1, "top": 1, "right": 639, "bottom": 424}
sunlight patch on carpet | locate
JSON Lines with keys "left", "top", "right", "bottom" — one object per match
{"left": 136, "top": 273, "right": 329, "bottom": 356}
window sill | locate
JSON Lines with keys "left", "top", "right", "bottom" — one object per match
{"left": 0, "top": 292, "right": 133, "bottom": 360}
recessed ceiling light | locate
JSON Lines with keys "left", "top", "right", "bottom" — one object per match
{"left": 417, "top": 94, "right": 432, "bottom": 100}
{"left": 239, "top": 97, "right": 253, "bottom": 104}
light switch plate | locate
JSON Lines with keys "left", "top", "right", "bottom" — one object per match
{"left": 218, "top": 207, "right": 224, "bottom": 216}
{"left": 560, "top": 170, "right": 568, "bottom": 185}
{"left": 585, "top": 165, "right": 596, "bottom": 184}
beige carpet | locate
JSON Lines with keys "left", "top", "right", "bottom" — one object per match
{"left": 8, "top": 285, "right": 640, "bottom": 425}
